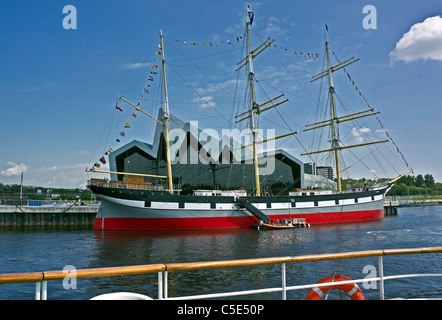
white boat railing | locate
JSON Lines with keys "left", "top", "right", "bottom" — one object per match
{"left": 0, "top": 247, "right": 441, "bottom": 300}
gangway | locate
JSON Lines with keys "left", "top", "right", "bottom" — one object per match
{"left": 238, "top": 199, "right": 270, "bottom": 224}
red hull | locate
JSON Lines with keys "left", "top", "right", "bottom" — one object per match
{"left": 94, "top": 209, "right": 384, "bottom": 230}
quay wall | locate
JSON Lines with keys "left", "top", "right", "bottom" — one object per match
{"left": 0, "top": 206, "right": 98, "bottom": 227}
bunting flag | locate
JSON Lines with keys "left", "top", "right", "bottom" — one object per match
{"left": 156, "top": 51, "right": 162, "bottom": 55}
{"left": 119, "top": 132, "right": 125, "bottom": 137}
{"left": 131, "top": 112, "right": 137, "bottom": 118}
{"left": 99, "top": 156, "right": 106, "bottom": 165}
{"left": 152, "top": 65, "right": 158, "bottom": 69}
{"left": 174, "top": 35, "right": 244, "bottom": 48}
{"left": 247, "top": 3, "right": 254, "bottom": 25}
{"left": 172, "top": 32, "right": 319, "bottom": 60}
{"left": 115, "top": 106, "right": 123, "bottom": 112}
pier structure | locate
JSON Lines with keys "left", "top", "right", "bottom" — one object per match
{"left": 0, "top": 204, "right": 97, "bottom": 227}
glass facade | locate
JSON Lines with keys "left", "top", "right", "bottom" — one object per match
{"left": 114, "top": 137, "right": 302, "bottom": 195}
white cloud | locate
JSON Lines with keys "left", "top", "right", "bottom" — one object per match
{"left": 390, "top": 16, "right": 442, "bottom": 63}
{"left": 1, "top": 162, "right": 28, "bottom": 177}
{"left": 196, "top": 79, "right": 238, "bottom": 95}
{"left": 122, "top": 62, "right": 151, "bottom": 70}
{"left": 0, "top": 163, "right": 91, "bottom": 189}
{"left": 192, "top": 96, "right": 216, "bottom": 108}
{"left": 264, "top": 16, "right": 287, "bottom": 36}
{"left": 352, "top": 127, "right": 371, "bottom": 143}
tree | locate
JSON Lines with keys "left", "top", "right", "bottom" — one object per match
{"left": 415, "top": 174, "right": 425, "bottom": 187}
{"left": 424, "top": 174, "right": 435, "bottom": 188}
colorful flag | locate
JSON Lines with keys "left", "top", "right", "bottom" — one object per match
{"left": 131, "top": 112, "right": 137, "bottom": 118}
{"left": 119, "top": 132, "right": 125, "bottom": 137}
{"left": 247, "top": 3, "right": 254, "bottom": 25}
{"left": 152, "top": 65, "right": 158, "bottom": 69}
{"left": 108, "top": 148, "right": 113, "bottom": 154}
{"left": 156, "top": 51, "right": 162, "bottom": 55}
{"left": 148, "top": 76, "right": 154, "bottom": 81}
{"left": 115, "top": 106, "right": 123, "bottom": 112}
{"left": 145, "top": 83, "right": 151, "bottom": 87}
{"left": 99, "top": 156, "right": 106, "bottom": 165}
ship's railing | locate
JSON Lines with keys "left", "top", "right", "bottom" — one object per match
{"left": 87, "top": 179, "right": 180, "bottom": 192}
{"left": 0, "top": 247, "right": 441, "bottom": 300}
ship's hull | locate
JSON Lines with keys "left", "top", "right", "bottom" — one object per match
{"left": 89, "top": 185, "right": 388, "bottom": 230}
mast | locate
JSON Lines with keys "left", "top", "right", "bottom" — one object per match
{"left": 246, "top": 22, "right": 261, "bottom": 196}
{"left": 303, "top": 28, "right": 388, "bottom": 193}
{"left": 160, "top": 29, "right": 174, "bottom": 193}
{"left": 325, "top": 39, "right": 342, "bottom": 193}
{"left": 235, "top": 5, "right": 292, "bottom": 196}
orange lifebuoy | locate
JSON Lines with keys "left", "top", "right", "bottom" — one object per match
{"left": 306, "top": 274, "right": 364, "bottom": 300}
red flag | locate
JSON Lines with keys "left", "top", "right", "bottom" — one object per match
{"left": 115, "top": 106, "right": 123, "bottom": 112}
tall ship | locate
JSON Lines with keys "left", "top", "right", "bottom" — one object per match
{"left": 87, "top": 6, "right": 411, "bottom": 230}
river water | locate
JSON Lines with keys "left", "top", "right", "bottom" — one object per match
{"left": 0, "top": 206, "right": 441, "bottom": 300}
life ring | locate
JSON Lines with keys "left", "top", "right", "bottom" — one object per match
{"left": 306, "top": 274, "right": 364, "bottom": 300}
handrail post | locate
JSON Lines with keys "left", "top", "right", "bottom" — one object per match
{"left": 42, "top": 281, "right": 47, "bottom": 300}
{"left": 378, "top": 256, "right": 384, "bottom": 300}
{"left": 282, "top": 263, "right": 286, "bottom": 300}
{"left": 35, "top": 282, "right": 41, "bottom": 300}
{"left": 164, "top": 270, "right": 168, "bottom": 299}
{"left": 158, "top": 271, "right": 163, "bottom": 300}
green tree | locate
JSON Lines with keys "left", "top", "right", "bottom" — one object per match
{"left": 415, "top": 174, "right": 425, "bottom": 187}
{"left": 424, "top": 174, "right": 435, "bottom": 188}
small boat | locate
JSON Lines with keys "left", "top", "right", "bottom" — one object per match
{"left": 255, "top": 218, "right": 310, "bottom": 230}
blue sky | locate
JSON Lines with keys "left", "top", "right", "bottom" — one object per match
{"left": 1, "top": 0, "right": 441, "bottom": 188}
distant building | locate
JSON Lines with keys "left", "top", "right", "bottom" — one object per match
{"left": 304, "top": 163, "right": 316, "bottom": 175}
{"left": 316, "top": 166, "right": 334, "bottom": 180}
